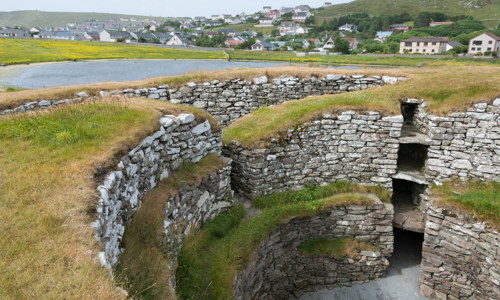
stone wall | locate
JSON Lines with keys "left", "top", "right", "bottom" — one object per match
{"left": 92, "top": 113, "right": 222, "bottom": 268}
{"left": 419, "top": 202, "right": 500, "bottom": 300}
{"left": 234, "top": 198, "right": 394, "bottom": 299}
{"left": 1, "top": 75, "right": 401, "bottom": 127}
{"left": 163, "top": 158, "right": 233, "bottom": 256}
{"left": 423, "top": 100, "right": 500, "bottom": 183}
{"left": 224, "top": 112, "right": 403, "bottom": 199}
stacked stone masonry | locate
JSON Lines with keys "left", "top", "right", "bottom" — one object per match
{"left": 224, "top": 112, "right": 404, "bottom": 199}
{"left": 1, "top": 75, "right": 401, "bottom": 127}
{"left": 234, "top": 199, "right": 394, "bottom": 299}
{"left": 163, "top": 159, "right": 233, "bottom": 257}
{"left": 419, "top": 202, "right": 500, "bottom": 300}
{"left": 93, "top": 113, "right": 224, "bottom": 268}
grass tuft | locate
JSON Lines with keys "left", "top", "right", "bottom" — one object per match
{"left": 432, "top": 180, "right": 500, "bottom": 227}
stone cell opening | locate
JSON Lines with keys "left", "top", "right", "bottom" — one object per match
{"left": 392, "top": 179, "right": 427, "bottom": 232}
{"left": 397, "top": 143, "right": 428, "bottom": 172}
{"left": 401, "top": 102, "right": 418, "bottom": 127}
{"left": 392, "top": 179, "right": 426, "bottom": 207}
{"left": 387, "top": 228, "right": 424, "bottom": 276}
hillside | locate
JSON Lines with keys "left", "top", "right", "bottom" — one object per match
{"left": 0, "top": 10, "right": 181, "bottom": 28}
{"left": 316, "top": 0, "right": 500, "bottom": 28}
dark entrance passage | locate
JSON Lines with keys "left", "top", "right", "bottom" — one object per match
{"left": 387, "top": 228, "right": 424, "bottom": 277}
{"left": 401, "top": 102, "right": 418, "bottom": 128}
{"left": 397, "top": 143, "right": 428, "bottom": 172}
{"left": 392, "top": 179, "right": 426, "bottom": 232}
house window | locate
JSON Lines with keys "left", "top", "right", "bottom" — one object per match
{"left": 432, "top": 42, "right": 436, "bottom": 45}
{"left": 423, "top": 49, "right": 426, "bottom": 52}
{"left": 417, "top": 42, "right": 420, "bottom": 46}
{"left": 471, "top": 47, "right": 476, "bottom": 50}
{"left": 405, "top": 42, "right": 411, "bottom": 47}
{"left": 487, "top": 47, "right": 492, "bottom": 51}
{"left": 432, "top": 49, "right": 435, "bottom": 53}
{"left": 424, "top": 42, "right": 428, "bottom": 46}
{"left": 477, "top": 47, "right": 481, "bottom": 51}
{"left": 488, "top": 40, "right": 493, "bottom": 44}
{"left": 472, "top": 40, "right": 482, "bottom": 45}
{"left": 416, "top": 49, "right": 419, "bottom": 52}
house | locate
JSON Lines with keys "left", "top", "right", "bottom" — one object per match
{"left": 99, "top": 30, "right": 132, "bottom": 42}
{"left": 192, "top": 30, "right": 207, "bottom": 37}
{"left": 338, "top": 23, "right": 357, "bottom": 32}
{"left": 218, "top": 29, "right": 237, "bottom": 37}
{"left": 281, "top": 7, "right": 294, "bottom": 14}
{"left": 294, "top": 27, "right": 308, "bottom": 35}
{"left": 307, "top": 38, "right": 322, "bottom": 47}
{"left": 224, "top": 38, "right": 245, "bottom": 48}
{"left": 166, "top": 35, "right": 193, "bottom": 46}
{"left": 268, "top": 10, "right": 281, "bottom": 19}
{"left": 262, "top": 6, "right": 272, "bottom": 14}
{"left": 259, "top": 18, "right": 275, "bottom": 26}
{"left": 322, "top": 37, "right": 335, "bottom": 49}
{"left": 205, "top": 21, "right": 222, "bottom": 27}
{"left": 446, "top": 40, "right": 463, "bottom": 51}
{"left": 0, "top": 28, "right": 29, "bottom": 38}
{"left": 153, "top": 32, "right": 172, "bottom": 44}
{"left": 194, "top": 16, "right": 207, "bottom": 22}
{"left": 389, "top": 24, "right": 411, "bottom": 31}
{"left": 29, "top": 27, "right": 41, "bottom": 34}
{"left": 52, "top": 31, "right": 77, "bottom": 40}
{"left": 251, "top": 41, "right": 276, "bottom": 51}
{"left": 131, "top": 32, "right": 156, "bottom": 42}
{"left": 342, "top": 37, "right": 360, "bottom": 50}
{"left": 227, "top": 18, "right": 242, "bottom": 25}
{"left": 399, "top": 37, "right": 449, "bottom": 54}
{"left": 294, "top": 5, "right": 310, "bottom": 13}
{"left": 292, "top": 12, "right": 309, "bottom": 23}
{"left": 34, "top": 31, "right": 55, "bottom": 39}
{"left": 211, "top": 14, "right": 224, "bottom": 21}
{"left": 467, "top": 32, "right": 500, "bottom": 55}
{"left": 430, "top": 21, "right": 453, "bottom": 27}
{"left": 222, "top": 15, "right": 233, "bottom": 23}
{"left": 376, "top": 31, "right": 393, "bottom": 40}
{"left": 291, "top": 38, "right": 310, "bottom": 48}
{"left": 278, "top": 22, "right": 298, "bottom": 35}
{"left": 84, "top": 31, "right": 100, "bottom": 41}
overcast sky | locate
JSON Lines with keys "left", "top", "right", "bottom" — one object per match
{"left": 2, "top": 0, "right": 351, "bottom": 18}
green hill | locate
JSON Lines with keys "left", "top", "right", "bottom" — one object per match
{"left": 316, "top": 0, "right": 500, "bottom": 28}
{"left": 0, "top": 10, "right": 182, "bottom": 28}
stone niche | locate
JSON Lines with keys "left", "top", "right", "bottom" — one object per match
{"left": 234, "top": 198, "right": 394, "bottom": 299}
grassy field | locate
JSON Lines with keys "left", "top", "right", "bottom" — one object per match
{"left": 315, "top": 0, "right": 500, "bottom": 27}
{"left": 432, "top": 180, "right": 500, "bottom": 227}
{"left": 0, "top": 10, "right": 181, "bottom": 28}
{"left": 0, "top": 98, "right": 215, "bottom": 299}
{"left": 228, "top": 50, "right": 500, "bottom": 67}
{"left": 210, "top": 23, "right": 277, "bottom": 35}
{"left": 0, "top": 39, "right": 225, "bottom": 65}
{"left": 177, "top": 182, "right": 383, "bottom": 299}
{"left": 223, "top": 66, "right": 500, "bottom": 148}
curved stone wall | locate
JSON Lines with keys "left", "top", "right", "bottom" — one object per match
{"left": 1, "top": 75, "right": 400, "bottom": 127}
{"left": 225, "top": 111, "right": 403, "bottom": 199}
{"left": 93, "top": 113, "right": 223, "bottom": 268}
{"left": 420, "top": 202, "right": 500, "bottom": 299}
{"left": 234, "top": 198, "right": 394, "bottom": 299}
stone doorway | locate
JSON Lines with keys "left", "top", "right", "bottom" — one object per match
{"left": 397, "top": 143, "right": 428, "bottom": 172}
{"left": 392, "top": 179, "right": 426, "bottom": 232}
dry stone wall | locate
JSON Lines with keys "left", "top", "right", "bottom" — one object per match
{"left": 423, "top": 100, "right": 500, "bottom": 183}
{"left": 234, "top": 198, "right": 394, "bottom": 299}
{"left": 163, "top": 159, "right": 233, "bottom": 257}
{"left": 1, "top": 75, "right": 401, "bottom": 127}
{"left": 92, "top": 113, "right": 223, "bottom": 268}
{"left": 224, "top": 112, "right": 404, "bottom": 199}
{"left": 419, "top": 202, "right": 500, "bottom": 300}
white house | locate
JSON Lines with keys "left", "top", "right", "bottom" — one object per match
{"left": 166, "top": 35, "right": 192, "bottom": 46}
{"left": 338, "top": 23, "right": 357, "bottom": 32}
{"left": 467, "top": 32, "right": 500, "bottom": 55}
{"left": 251, "top": 41, "right": 276, "bottom": 51}
{"left": 259, "top": 18, "right": 274, "bottom": 26}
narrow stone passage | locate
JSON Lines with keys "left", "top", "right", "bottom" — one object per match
{"left": 299, "top": 228, "right": 429, "bottom": 300}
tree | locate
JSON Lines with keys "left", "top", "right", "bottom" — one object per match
{"left": 138, "top": 37, "right": 147, "bottom": 43}
{"left": 271, "top": 29, "right": 279, "bottom": 37}
{"left": 235, "top": 38, "right": 256, "bottom": 49}
{"left": 333, "top": 36, "right": 350, "bottom": 54}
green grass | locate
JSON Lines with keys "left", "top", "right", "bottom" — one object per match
{"left": 115, "top": 154, "right": 228, "bottom": 299}
{"left": 177, "top": 185, "right": 380, "bottom": 299}
{"left": 298, "top": 237, "right": 379, "bottom": 259}
{"left": 0, "top": 10, "right": 181, "bottom": 28}
{"left": 228, "top": 50, "right": 500, "bottom": 67}
{"left": 253, "top": 181, "right": 391, "bottom": 209}
{"left": 432, "top": 180, "right": 500, "bottom": 226}
{"left": 223, "top": 66, "right": 500, "bottom": 148}
{"left": 0, "top": 39, "right": 225, "bottom": 65}
{"left": 211, "top": 23, "right": 277, "bottom": 35}
{"left": 315, "top": 0, "right": 500, "bottom": 27}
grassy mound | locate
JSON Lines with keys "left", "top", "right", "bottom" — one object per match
{"left": 432, "top": 180, "right": 500, "bottom": 227}
{"left": 223, "top": 66, "right": 500, "bottom": 148}
{"left": 176, "top": 182, "right": 384, "bottom": 299}
{"left": 0, "top": 98, "right": 214, "bottom": 299}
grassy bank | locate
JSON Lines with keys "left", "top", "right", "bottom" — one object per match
{"left": 432, "top": 180, "right": 500, "bottom": 227}
{"left": 223, "top": 66, "right": 500, "bottom": 148}
{"left": 0, "top": 98, "right": 214, "bottom": 299}
{"left": 0, "top": 39, "right": 225, "bottom": 65}
{"left": 176, "top": 182, "right": 382, "bottom": 299}
{"left": 116, "top": 154, "right": 227, "bottom": 299}
{"left": 228, "top": 50, "right": 500, "bottom": 67}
